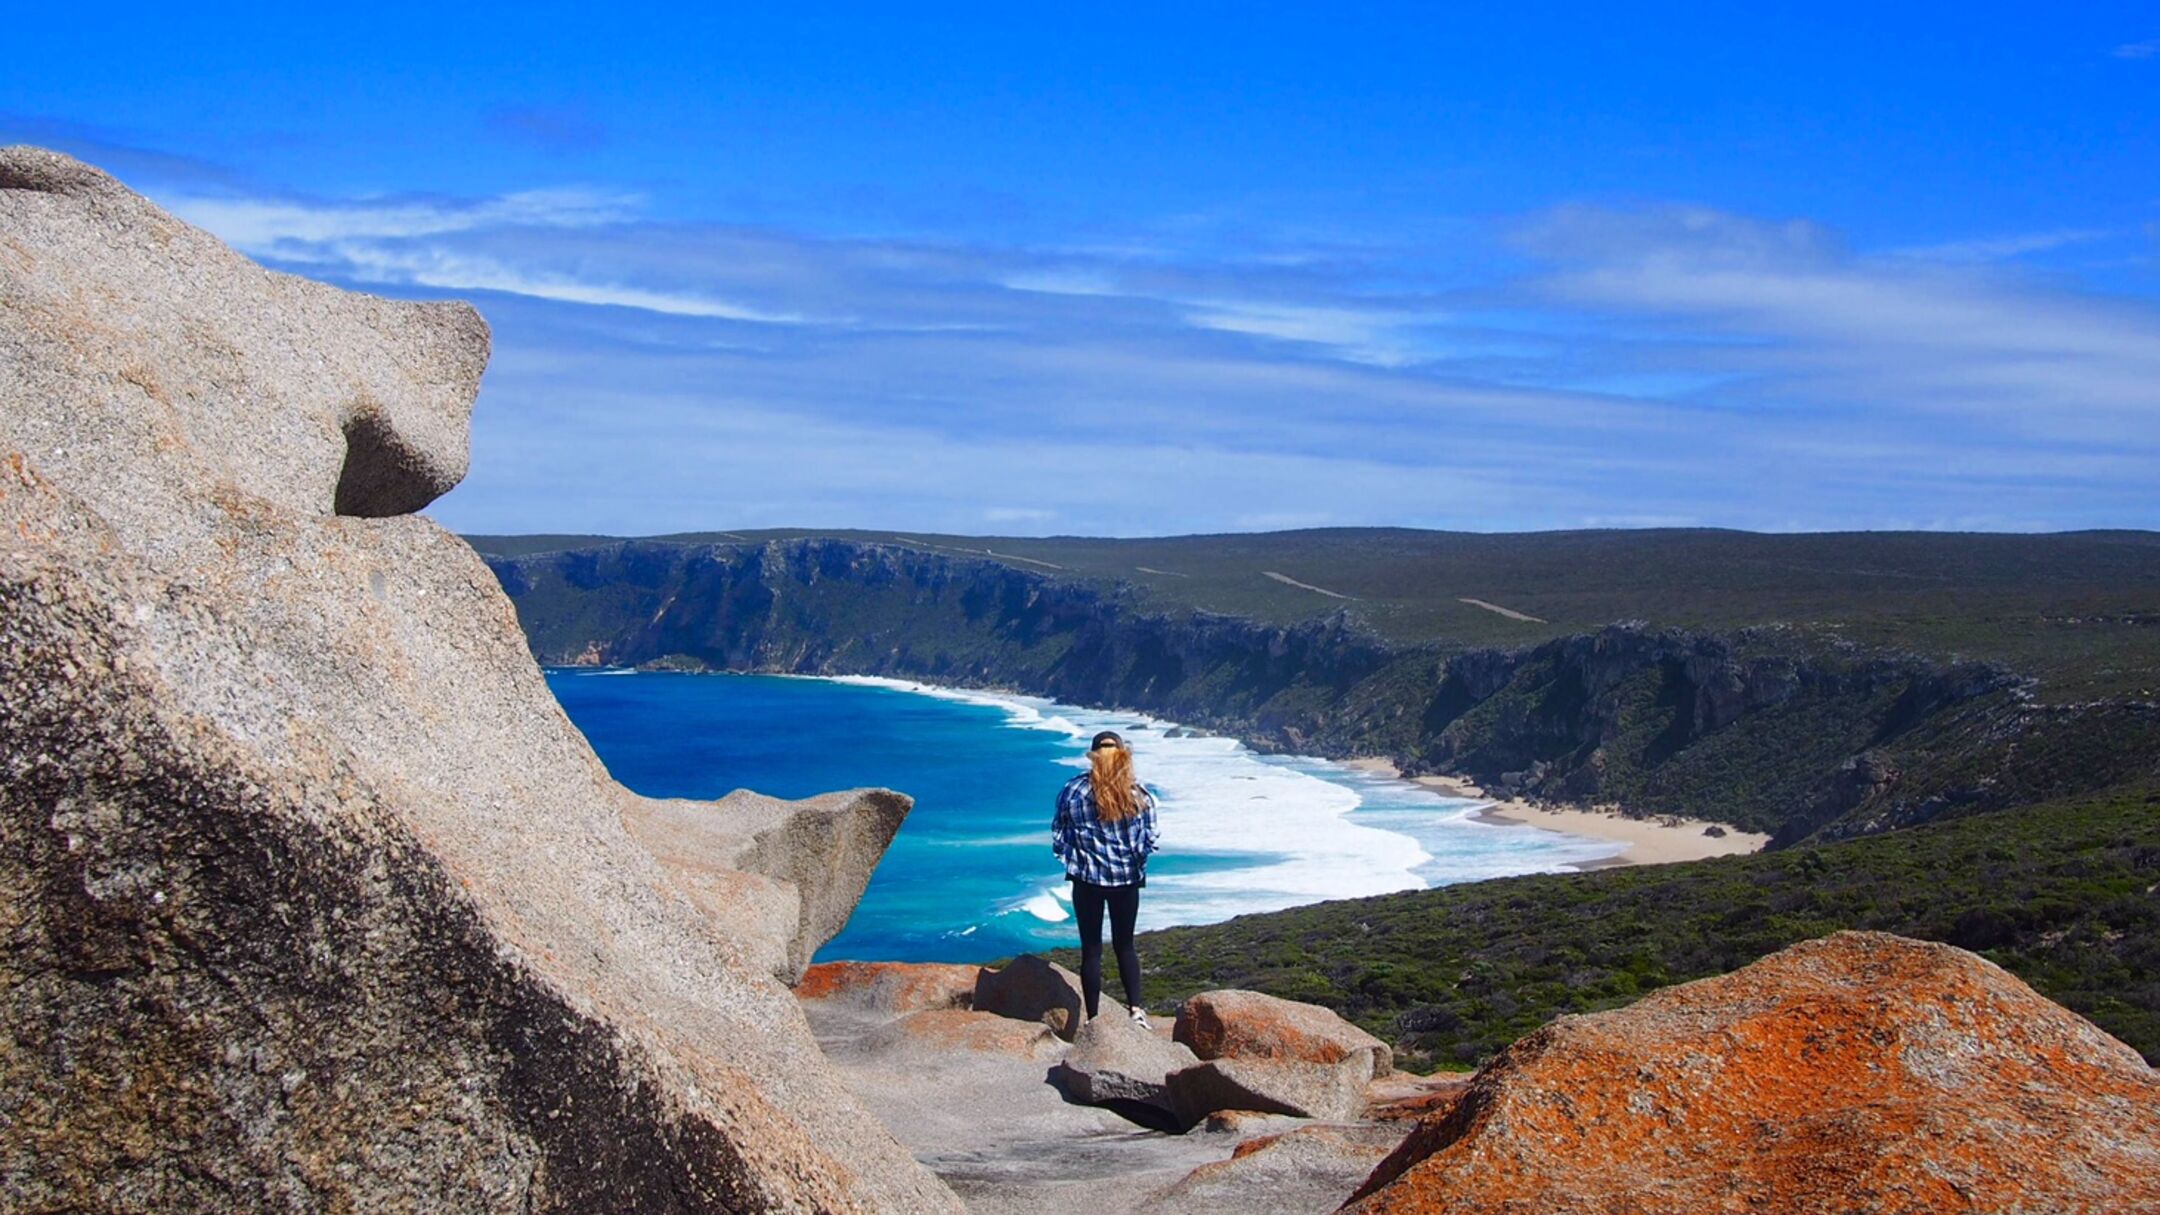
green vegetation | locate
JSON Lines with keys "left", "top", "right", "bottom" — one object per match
{"left": 1039, "top": 785, "right": 2160, "bottom": 1071}
{"left": 469, "top": 526, "right": 2160, "bottom": 701}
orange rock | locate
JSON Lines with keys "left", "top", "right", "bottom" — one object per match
{"left": 1174, "top": 989, "right": 1392, "bottom": 1078}
{"left": 794, "top": 960, "right": 978, "bottom": 1013}
{"left": 1362, "top": 1072, "right": 1471, "bottom": 1123}
{"left": 864, "top": 1010, "right": 1064, "bottom": 1062}
{"left": 1345, "top": 931, "right": 2160, "bottom": 1215}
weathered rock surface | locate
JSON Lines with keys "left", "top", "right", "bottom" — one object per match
{"left": 974, "top": 953, "right": 1086, "bottom": 1039}
{"left": 796, "top": 959, "right": 979, "bottom": 1013}
{"left": 1174, "top": 988, "right": 1393, "bottom": 1078}
{"left": 1346, "top": 932, "right": 2160, "bottom": 1215}
{"left": 0, "top": 147, "right": 956, "bottom": 1212}
{"left": 1052, "top": 1011, "right": 1201, "bottom": 1112}
{"left": 798, "top": 992, "right": 1233, "bottom": 1215}
{"left": 624, "top": 787, "right": 909, "bottom": 981}
{"left": 865, "top": 1010, "right": 1067, "bottom": 1062}
{"left": 1136, "top": 1124, "right": 1410, "bottom": 1215}
{"left": 1167, "top": 1056, "right": 1374, "bottom": 1125}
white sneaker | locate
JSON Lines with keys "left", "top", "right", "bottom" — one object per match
{"left": 1128, "top": 1005, "right": 1152, "bottom": 1031}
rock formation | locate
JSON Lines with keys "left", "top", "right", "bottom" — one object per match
{"left": 1051, "top": 1012, "right": 1200, "bottom": 1113}
{"left": 1345, "top": 932, "right": 2160, "bottom": 1214}
{"left": 0, "top": 147, "right": 957, "bottom": 1212}
{"left": 973, "top": 953, "right": 1085, "bottom": 1040}
{"left": 796, "top": 959, "right": 979, "bottom": 1014}
{"left": 1166, "top": 1056, "right": 1374, "bottom": 1125}
{"left": 1173, "top": 988, "right": 1393, "bottom": 1079}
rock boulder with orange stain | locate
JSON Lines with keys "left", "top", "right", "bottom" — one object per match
{"left": 1174, "top": 989, "right": 1394, "bottom": 1078}
{"left": 1345, "top": 931, "right": 2160, "bottom": 1215}
{"left": 795, "top": 960, "right": 980, "bottom": 1014}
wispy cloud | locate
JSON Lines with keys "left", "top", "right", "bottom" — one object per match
{"left": 2113, "top": 39, "right": 2160, "bottom": 59}
{"left": 121, "top": 174, "right": 2160, "bottom": 536}
{"left": 166, "top": 187, "right": 639, "bottom": 245}
{"left": 1893, "top": 228, "right": 2113, "bottom": 262}
{"left": 1515, "top": 204, "right": 2160, "bottom": 445}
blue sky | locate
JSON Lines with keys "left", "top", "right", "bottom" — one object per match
{"left": 6, "top": 4, "right": 2159, "bottom": 535}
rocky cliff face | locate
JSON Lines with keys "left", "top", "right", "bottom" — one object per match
{"left": 1344, "top": 932, "right": 2160, "bottom": 1214}
{"left": 485, "top": 538, "right": 2069, "bottom": 842}
{"left": 0, "top": 148, "right": 957, "bottom": 1212}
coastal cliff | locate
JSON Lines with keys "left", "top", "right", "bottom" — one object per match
{"left": 481, "top": 536, "right": 2156, "bottom": 845}
{"left": 0, "top": 148, "right": 956, "bottom": 1212}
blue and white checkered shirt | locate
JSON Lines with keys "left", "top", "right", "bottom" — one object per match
{"left": 1053, "top": 773, "right": 1160, "bottom": 886}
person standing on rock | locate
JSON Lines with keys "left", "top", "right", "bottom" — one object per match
{"left": 1052, "top": 730, "right": 1161, "bottom": 1028}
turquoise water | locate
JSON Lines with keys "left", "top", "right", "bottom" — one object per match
{"left": 546, "top": 669, "right": 1622, "bottom": 963}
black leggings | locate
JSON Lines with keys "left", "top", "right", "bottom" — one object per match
{"left": 1071, "top": 879, "right": 1142, "bottom": 1017}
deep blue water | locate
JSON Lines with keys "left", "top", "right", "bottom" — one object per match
{"left": 547, "top": 669, "right": 1621, "bottom": 963}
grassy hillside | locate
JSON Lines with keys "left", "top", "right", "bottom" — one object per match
{"left": 1043, "top": 784, "right": 2160, "bottom": 1071}
{"left": 466, "top": 527, "right": 2160, "bottom": 701}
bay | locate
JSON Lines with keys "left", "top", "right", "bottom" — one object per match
{"left": 546, "top": 669, "right": 1622, "bottom": 963}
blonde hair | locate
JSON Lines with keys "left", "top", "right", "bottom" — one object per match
{"left": 1089, "top": 743, "right": 1143, "bottom": 823}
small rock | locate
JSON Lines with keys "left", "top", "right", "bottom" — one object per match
{"left": 1051, "top": 1012, "right": 1199, "bottom": 1112}
{"left": 974, "top": 954, "right": 1085, "bottom": 1041}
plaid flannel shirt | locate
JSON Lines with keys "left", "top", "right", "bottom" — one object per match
{"left": 1052, "top": 772, "right": 1160, "bottom": 886}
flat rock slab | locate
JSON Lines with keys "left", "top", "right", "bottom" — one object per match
{"left": 798, "top": 960, "right": 980, "bottom": 1014}
{"left": 865, "top": 1009, "right": 1067, "bottom": 1062}
{"left": 1137, "top": 1123, "right": 1411, "bottom": 1215}
{"left": 802, "top": 997, "right": 1230, "bottom": 1214}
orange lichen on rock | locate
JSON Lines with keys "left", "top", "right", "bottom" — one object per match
{"left": 794, "top": 960, "right": 978, "bottom": 1013}
{"left": 1174, "top": 989, "right": 1393, "bottom": 1078}
{"left": 1345, "top": 931, "right": 2160, "bottom": 1215}
{"left": 864, "top": 1009, "right": 1065, "bottom": 1061}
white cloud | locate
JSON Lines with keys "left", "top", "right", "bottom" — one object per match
{"left": 2112, "top": 39, "right": 2160, "bottom": 59}
{"left": 1517, "top": 205, "right": 2160, "bottom": 443}
{"left": 127, "top": 176, "right": 2160, "bottom": 535}
{"left": 1893, "top": 228, "right": 2112, "bottom": 262}
{"left": 167, "top": 187, "right": 639, "bottom": 245}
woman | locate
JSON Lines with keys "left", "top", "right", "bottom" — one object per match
{"left": 1051, "top": 730, "right": 1161, "bottom": 1028}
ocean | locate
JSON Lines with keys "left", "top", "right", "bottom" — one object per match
{"left": 546, "top": 669, "right": 1623, "bottom": 963}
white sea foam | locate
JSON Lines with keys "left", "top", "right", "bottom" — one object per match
{"left": 1022, "top": 889, "right": 1069, "bottom": 922}
{"left": 812, "top": 674, "right": 1625, "bottom": 932}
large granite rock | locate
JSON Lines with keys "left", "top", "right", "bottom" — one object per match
{"left": 974, "top": 953, "right": 1086, "bottom": 1040}
{"left": 1346, "top": 932, "right": 2160, "bottom": 1214}
{"left": 0, "top": 147, "right": 958, "bottom": 1212}
{"left": 1174, "top": 988, "right": 1393, "bottom": 1079}
{"left": 1051, "top": 1011, "right": 1201, "bottom": 1112}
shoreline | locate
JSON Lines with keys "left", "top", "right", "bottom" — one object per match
{"left": 1339, "top": 758, "right": 1770, "bottom": 868}
{"left": 556, "top": 665, "right": 1755, "bottom": 874}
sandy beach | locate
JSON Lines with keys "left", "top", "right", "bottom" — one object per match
{"left": 1340, "top": 758, "right": 1769, "bottom": 867}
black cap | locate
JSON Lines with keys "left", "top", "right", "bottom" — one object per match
{"left": 1090, "top": 730, "right": 1125, "bottom": 751}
